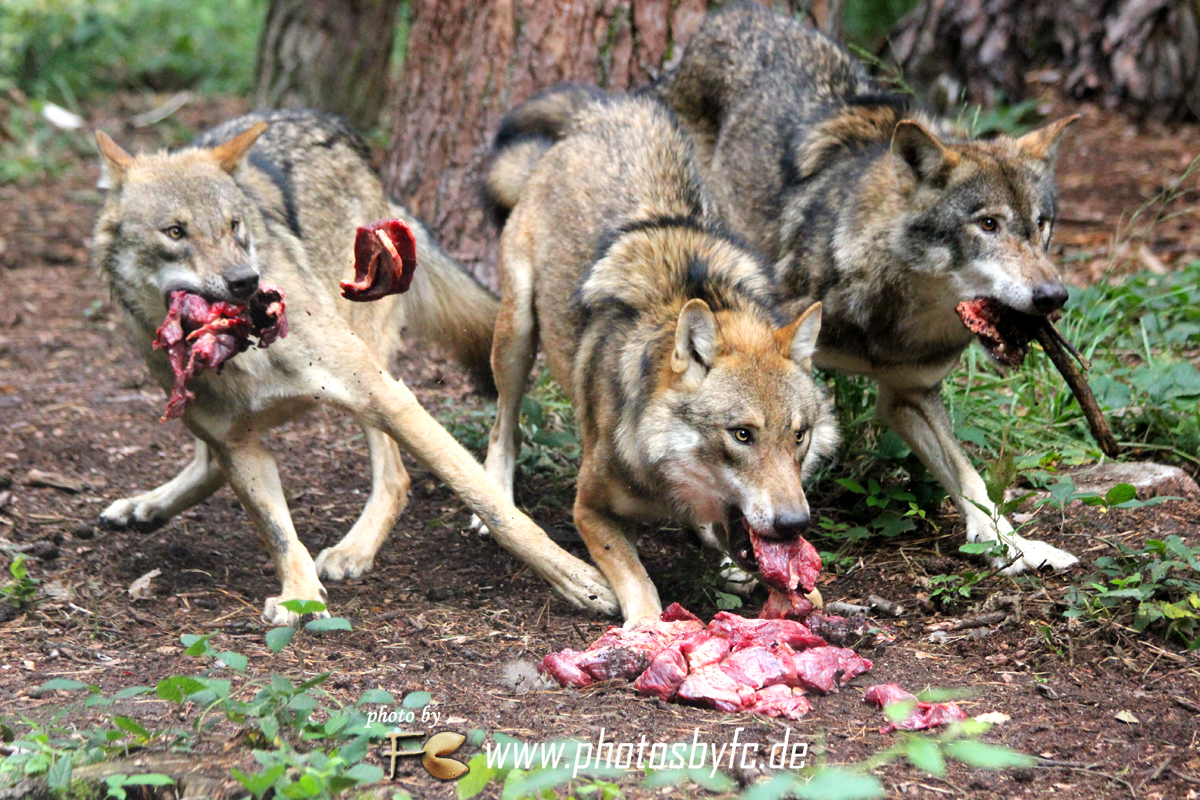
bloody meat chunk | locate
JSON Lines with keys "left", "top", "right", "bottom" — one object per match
{"left": 791, "top": 646, "right": 873, "bottom": 694}
{"left": 749, "top": 530, "right": 822, "bottom": 619}
{"left": 539, "top": 618, "right": 704, "bottom": 685}
{"left": 540, "top": 649, "right": 593, "bottom": 688}
{"left": 709, "top": 613, "right": 826, "bottom": 651}
{"left": 153, "top": 285, "right": 287, "bottom": 421}
{"left": 747, "top": 684, "right": 812, "bottom": 720}
{"left": 863, "top": 683, "right": 968, "bottom": 733}
{"left": 340, "top": 219, "right": 418, "bottom": 301}
{"left": 633, "top": 643, "right": 688, "bottom": 700}
{"left": 681, "top": 630, "right": 731, "bottom": 669}
{"left": 720, "top": 643, "right": 799, "bottom": 689}
{"left": 676, "top": 663, "right": 760, "bottom": 712}
{"left": 955, "top": 298, "right": 1041, "bottom": 367}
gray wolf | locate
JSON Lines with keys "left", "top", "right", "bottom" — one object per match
{"left": 93, "top": 109, "right": 618, "bottom": 625}
{"left": 481, "top": 87, "right": 839, "bottom": 625}
{"left": 653, "top": 3, "right": 1080, "bottom": 573}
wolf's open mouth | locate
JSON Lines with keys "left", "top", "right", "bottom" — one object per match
{"left": 726, "top": 510, "right": 759, "bottom": 573}
{"left": 955, "top": 297, "right": 1044, "bottom": 367}
{"left": 724, "top": 508, "right": 823, "bottom": 620}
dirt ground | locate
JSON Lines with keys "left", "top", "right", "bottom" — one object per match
{"left": 0, "top": 93, "right": 1198, "bottom": 800}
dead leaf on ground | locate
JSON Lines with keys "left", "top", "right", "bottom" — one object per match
{"left": 128, "top": 568, "right": 162, "bottom": 600}
{"left": 24, "top": 469, "right": 84, "bottom": 493}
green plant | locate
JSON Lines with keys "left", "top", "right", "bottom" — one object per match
{"left": 1064, "top": 534, "right": 1200, "bottom": 649}
{"left": 1, "top": 555, "right": 39, "bottom": 607}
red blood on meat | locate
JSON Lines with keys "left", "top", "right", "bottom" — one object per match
{"left": 540, "top": 649, "right": 593, "bottom": 688}
{"left": 660, "top": 602, "right": 701, "bottom": 623}
{"left": 955, "top": 298, "right": 1040, "bottom": 368}
{"left": 709, "top": 613, "right": 826, "bottom": 651}
{"left": 681, "top": 630, "right": 730, "bottom": 669}
{"left": 760, "top": 590, "right": 816, "bottom": 620}
{"left": 863, "top": 683, "right": 968, "bottom": 733}
{"left": 634, "top": 643, "right": 688, "bottom": 700}
{"left": 153, "top": 285, "right": 287, "bottom": 421}
{"left": 340, "top": 218, "right": 418, "bottom": 302}
{"left": 791, "top": 646, "right": 873, "bottom": 694}
{"left": 676, "top": 663, "right": 760, "bottom": 712}
{"left": 749, "top": 530, "right": 821, "bottom": 619}
{"left": 720, "top": 643, "right": 798, "bottom": 689}
{"left": 748, "top": 684, "right": 812, "bottom": 720}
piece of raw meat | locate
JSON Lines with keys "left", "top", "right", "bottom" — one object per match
{"left": 863, "top": 683, "right": 968, "bottom": 733}
{"left": 749, "top": 530, "right": 822, "bottom": 620}
{"left": 340, "top": 219, "right": 418, "bottom": 301}
{"left": 543, "top": 604, "right": 873, "bottom": 719}
{"left": 955, "top": 297, "right": 1039, "bottom": 367}
{"left": 747, "top": 684, "right": 812, "bottom": 720}
{"left": 153, "top": 285, "right": 287, "bottom": 421}
{"left": 791, "top": 646, "right": 873, "bottom": 694}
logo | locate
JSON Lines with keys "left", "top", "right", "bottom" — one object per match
{"left": 381, "top": 730, "right": 469, "bottom": 781}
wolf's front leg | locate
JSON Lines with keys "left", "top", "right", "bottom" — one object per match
{"left": 100, "top": 436, "right": 225, "bottom": 531}
{"left": 875, "top": 381, "right": 1078, "bottom": 574}
{"left": 211, "top": 434, "right": 329, "bottom": 627}
{"left": 315, "top": 425, "right": 410, "bottom": 581}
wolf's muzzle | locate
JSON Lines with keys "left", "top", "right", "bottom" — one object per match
{"left": 223, "top": 265, "right": 260, "bottom": 301}
{"left": 1031, "top": 282, "right": 1068, "bottom": 314}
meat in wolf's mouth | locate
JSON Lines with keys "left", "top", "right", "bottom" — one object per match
{"left": 153, "top": 285, "right": 287, "bottom": 421}
{"left": 726, "top": 511, "right": 822, "bottom": 620}
{"left": 955, "top": 297, "right": 1045, "bottom": 367}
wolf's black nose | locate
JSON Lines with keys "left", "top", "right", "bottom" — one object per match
{"left": 773, "top": 511, "right": 811, "bottom": 539}
{"left": 223, "top": 265, "right": 260, "bottom": 300}
{"left": 1032, "top": 282, "right": 1068, "bottom": 314}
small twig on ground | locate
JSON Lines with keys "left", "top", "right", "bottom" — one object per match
{"left": 867, "top": 595, "right": 904, "bottom": 617}
{"left": 1035, "top": 759, "right": 1137, "bottom": 798}
{"left": 826, "top": 601, "right": 869, "bottom": 616}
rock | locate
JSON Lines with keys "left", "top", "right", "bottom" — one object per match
{"left": 1068, "top": 462, "right": 1199, "bottom": 500}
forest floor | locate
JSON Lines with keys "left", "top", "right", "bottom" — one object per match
{"left": 0, "top": 92, "right": 1198, "bottom": 799}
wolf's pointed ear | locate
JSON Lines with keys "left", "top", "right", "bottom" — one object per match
{"left": 1017, "top": 114, "right": 1080, "bottom": 163}
{"left": 209, "top": 121, "right": 268, "bottom": 173}
{"left": 892, "top": 120, "right": 959, "bottom": 183}
{"left": 95, "top": 130, "right": 133, "bottom": 191}
{"left": 672, "top": 298, "right": 717, "bottom": 382}
{"left": 780, "top": 302, "right": 822, "bottom": 371}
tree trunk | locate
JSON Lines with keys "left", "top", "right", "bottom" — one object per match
{"left": 888, "top": 0, "right": 1200, "bottom": 122}
{"left": 253, "top": 0, "right": 401, "bottom": 132}
{"left": 380, "top": 0, "right": 828, "bottom": 285}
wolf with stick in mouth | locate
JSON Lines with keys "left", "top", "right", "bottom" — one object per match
{"left": 654, "top": 3, "right": 1081, "bottom": 572}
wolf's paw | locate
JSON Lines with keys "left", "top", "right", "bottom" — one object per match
{"left": 314, "top": 546, "right": 374, "bottom": 582}
{"left": 547, "top": 562, "right": 619, "bottom": 617}
{"left": 995, "top": 536, "right": 1079, "bottom": 574}
{"left": 98, "top": 498, "right": 168, "bottom": 532}
{"left": 718, "top": 556, "right": 760, "bottom": 597}
{"left": 262, "top": 593, "right": 332, "bottom": 628}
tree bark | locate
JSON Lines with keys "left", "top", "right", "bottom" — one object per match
{"left": 253, "top": 0, "right": 401, "bottom": 132}
{"left": 888, "top": 0, "right": 1200, "bottom": 122}
{"left": 380, "top": 0, "right": 827, "bottom": 285}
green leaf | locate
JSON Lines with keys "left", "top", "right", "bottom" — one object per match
{"left": 257, "top": 715, "right": 280, "bottom": 744}
{"left": 344, "top": 763, "right": 385, "bottom": 785}
{"left": 943, "top": 740, "right": 1036, "bottom": 769}
{"left": 112, "top": 716, "right": 151, "bottom": 740}
{"left": 984, "top": 452, "right": 1016, "bottom": 505}
{"left": 794, "top": 767, "right": 885, "bottom": 800}
{"left": 305, "top": 616, "right": 352, "bottom": 633}
{"left": 836, "top": 477, "right": 867, "bottom": 495}
{"left": 714, "top": 590, "right": 743, "bottom": 610}
{"left": 357, "top": 688, "right": 396, "bottom": 706}
{"left": 1104, "top": 483, "right": 1138, "bottom": 506}
{"left": 232, "top": 764, "right": 287, "bottom": 798}
{"left": 181, "top": 633, "right": 213, "bottom": 657}
{"left": 904, "top": 736, "right": 946, "bottom": 776}
{"left": 736, "top": 772, "right": 799, "bottom": 800}
{"left": 457, "top": 755, "right": 496, "bottom": 799}
{"left": 46, "top": 753, "right": 73, "bottom": 792}
{"left": 113, "top": 686, "right": 155, "bottom": 699}
{"left": 123, "top": 774, "right": 175, "bottom": 786}
{"left": 402, "top": 691, "right": 432, "bottom": 709}
{"left": 156, "top": 675, "right": 207, "bottom": 703}
{"left": 265, "top": 626, "right": 295, "bottom": 654}
{"left": 216, "top": 651, "right": 248, "bottom": 672}
{"left": 279, "top": 599, "right": 327, "bottom": 615}
{"left": 38, "top": 678, "right": 92, "bottom": 692}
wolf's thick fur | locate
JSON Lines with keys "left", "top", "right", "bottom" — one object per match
{"left": 653, "top": 3, "right": 1080, "bottom": 573}
{"left": 482, "top": 90, "right": 839, "bottom": 624}
{"left": 93, "top": 109, "right": 618, "bottom": 625}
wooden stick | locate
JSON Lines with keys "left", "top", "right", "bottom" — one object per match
{"left": 1034, "top": 320, "right": 1120, "bottom": 457}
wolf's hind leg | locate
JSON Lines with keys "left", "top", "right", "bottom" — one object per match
{"left": 472, "top": 252, "right": 539, "bottom": 533}
{"left": 211, "top": 433, "right": 328, "bottom": 627}
{"left": 316, "top": 425, "right": 410, "bottom": 581}
{"left": 99, "top": 436, "right": 225, "bottom": 531}
{"left": 876, "top": 382, "right": 1078, "bottom": 574}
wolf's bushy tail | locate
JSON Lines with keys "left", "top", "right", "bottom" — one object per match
{"left": 482, "top": 83, "right": 604, "bottom": 226}
{"left": 394, "top": 206, "right": 500, "bottom": 395}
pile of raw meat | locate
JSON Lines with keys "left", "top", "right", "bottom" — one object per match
{"left": 340, "top": 218, "right": 417, "bottom": 302}
{"left": 541, "top": 604, "right": 872, "bottom": 720}
{"left": 153, "top": 286, "right": 287, "bottom": 420}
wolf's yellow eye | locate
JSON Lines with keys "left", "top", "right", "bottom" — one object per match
{"left": 1036, "top": 216, "right": 1047, "bottom": 231}
{"left": 796, "top": 429, "right": 808, "bottom": 446}
{"left": 979, "top": 217, "right": 998, "bottom": 233}
{"left": 731, "top": 428, "right": 753, "bottom": 444}
{"left": 164, "top": 225, "right": 185, "bottom": 240}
